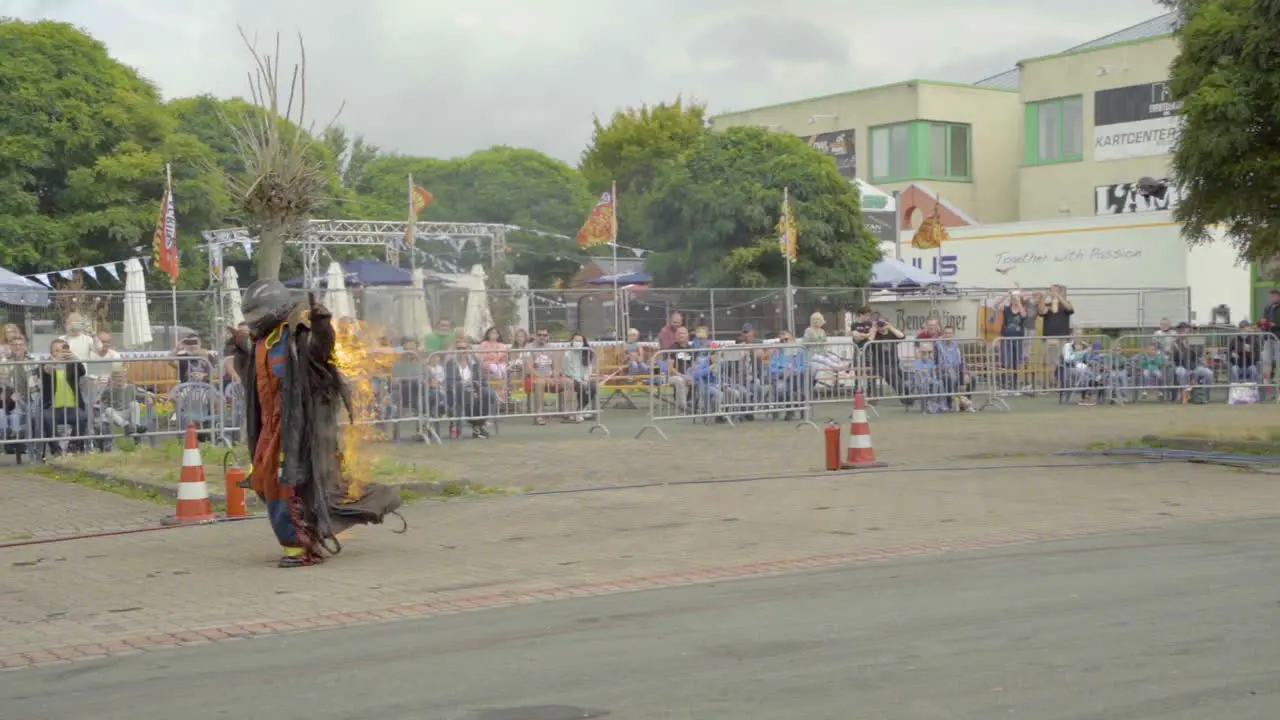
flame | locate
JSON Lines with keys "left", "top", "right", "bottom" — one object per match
{"left": 331, "top": 321, "right": 392, "bottom": 502}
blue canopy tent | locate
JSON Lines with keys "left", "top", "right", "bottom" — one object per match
{"left": 0, "top": 266, "right": 50, "bottom": 307}
{"left": 586, "top": 271, "right": 653, "bottom": 285}
{"left": 870, "top": 258, "right": 947, "bottom": 289}
{"left": 283, "top": 259, "right": 442, "bottom": 288}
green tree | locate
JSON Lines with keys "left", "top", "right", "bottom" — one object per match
{"left": 642, "top": 126, "right": 878, "bottom": 287}
{"left": 321, "top": 125, "right": 381, "bottom": 190}
{"left": 1158, "top": 0, "right": 1280, "bottom": 260}
{"left": 578, "top": 98, "right": 709, "bottom": 249}
{"left": 0, "top": 20, "right": 226, "bottom": 277}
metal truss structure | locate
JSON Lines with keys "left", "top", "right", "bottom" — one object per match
{"left": 201, "top": 220, "right": 509, "bottom": 288}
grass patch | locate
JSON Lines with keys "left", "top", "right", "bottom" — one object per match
{"left": 34, "top": 466, "right": 171, "bottom": 506}
{"left": 1168, "top": 426, "right": 1280, "bottom": 443}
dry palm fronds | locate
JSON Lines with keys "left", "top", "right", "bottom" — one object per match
{"left": 224, "top": 29, "right": 343, "bottom": 274}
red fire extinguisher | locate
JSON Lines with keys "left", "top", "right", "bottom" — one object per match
{"left": 824, "top": 421, "right": 842, "bottom": 471}
{"left": 222, "top": 452, "right": 248, "bottom": 518}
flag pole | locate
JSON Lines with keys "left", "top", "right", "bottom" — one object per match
{"left": 784, "top": 186, "right": 794, "bottom": 336}
{"left": 166, "top": 163, "right": 179, "bottom": 340}
{"left": 611, "top": 181, "right": 621, "bottom": 340}
{"left": 407, "top": 174, "right": 416, "bottom": 272}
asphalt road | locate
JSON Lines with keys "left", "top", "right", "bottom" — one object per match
{"left": 4, "top": 518, "right": 1280, "bottom": 720}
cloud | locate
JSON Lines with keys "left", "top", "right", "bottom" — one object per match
{"left": 11, "top": 0, "right": 1169, "bottom": 163}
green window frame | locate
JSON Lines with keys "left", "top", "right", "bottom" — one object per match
{"left": 924, "top": 122, "right": 971, "bottom": 180}
{"left": 1025, "top": 96, "right": 1084, "bottom": 165}
{"left": 869, "top": 122, "right": 912, "bottom": 183}
{"left": 870, "top": 121, "right": 972, "bottom": 183}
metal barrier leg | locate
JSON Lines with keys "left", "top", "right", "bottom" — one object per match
{"left": 635, "top": 423, "right": 668, "bottom": 440}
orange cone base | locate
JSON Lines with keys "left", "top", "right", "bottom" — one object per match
{"left": 841, "top": 460, "right": 888, "bottom": 470}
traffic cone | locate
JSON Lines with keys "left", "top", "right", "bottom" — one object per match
{"left": 844, "top": 391, "right": 887, "bottom": 469}
{"left": 171, "top": 423, "right": 214, "bottom": 523}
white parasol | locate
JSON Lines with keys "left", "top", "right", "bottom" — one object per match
{"left": 122, "top": 258, "right": 154, "bottom": 349}
{"left": 461, "top": 264, "right": 493, "bottom": 342}
{"left": 402, "top": 267, "right": 433, "bottom": 342}
{"left": 223, "top": 266, "right": 245, "bottom": 325}
{"left": 323, "top": 261, "right": 356, "bottom": 321}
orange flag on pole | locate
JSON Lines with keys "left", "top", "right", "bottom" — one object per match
{"left": 576, "top": 186, "right": 617, "bottom": 249}
{"left": 152, "top": 164, "right": 180, "bottom": 284}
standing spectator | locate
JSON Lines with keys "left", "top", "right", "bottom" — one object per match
{"left": 848, "top": 307, "right": 875, "bottom": 347}
{"left": 996, "top": 284, "right": 1029, "bottom": 392}
{"left": 424, "top": 319, "right": 454, "bottom": 354}
{"left": 867, "top": 313, "right": 907, "bottom": 400}
{"left": 1, "top": 336, "right": 36, "bottom": 438}
{"left": 59, "top": 313, "right": 96, "bottom": 364}
{"left": 657, "top": 311, "right": 685, "bottom": 350}
{"left": 1262, "top": 289, "right": 1280, "bottom": 383}
{"left": 442, "top": 334, "right": 495, "bottom": 439}
{"left": 1227, "top": 320, "right": 1261, "bottom": 383}
{"left": 39, "top": 339, "right": 89, "bottom": 453}
{"left": 1039, "top": 284, "right": 1074, "bottom": 390}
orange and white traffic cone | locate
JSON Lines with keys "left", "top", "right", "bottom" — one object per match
{"left": 170, "top": 423, "right": 214, "bottom": 523}
{"left": 844, "top": 391, "right": 887, "bottom": 469}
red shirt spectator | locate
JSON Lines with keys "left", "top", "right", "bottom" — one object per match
{"left": 917, "top": 317, "right": 943, "bottom": 340}
{"left": 657, "top": 311, "right": 685, "bottom": 349}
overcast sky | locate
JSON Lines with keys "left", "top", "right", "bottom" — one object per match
{"left": 9, "top": 0, "right": 1167, "bottom": 164}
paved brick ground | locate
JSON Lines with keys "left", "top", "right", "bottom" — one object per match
{"left": 0, "top": 473, "right": 168, "bottom": 539}
{"left": 2, "top": 451, "right": 1278, "bottom": 669}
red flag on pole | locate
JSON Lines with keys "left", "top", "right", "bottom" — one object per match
{"left": 152, "top": 166, "right": 180, "bottom": 284}
{"left": 576, "top": 188, "right": 617, "bottom": 249}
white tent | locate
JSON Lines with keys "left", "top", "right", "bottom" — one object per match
{"left": 460, "top": 264, "right": 493, "bottom": 342}
{"left": 122, "top": 258, "right": 153, "bottom": 349}
{"left": 323, "top": 261, "right": 356, "bottom": 321}
{"left": 223, "top": 266, "right": 244, "bottom": 326}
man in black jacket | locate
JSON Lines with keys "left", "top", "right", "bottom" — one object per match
{"left": 1171, "top": 323, "right": 1213, "bottom": 387}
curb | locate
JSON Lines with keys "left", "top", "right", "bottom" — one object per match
{"left": 0, "top": 523, "right": 1164, "bottom": 671}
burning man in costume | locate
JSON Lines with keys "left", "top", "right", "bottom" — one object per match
{"left": 227, "top": 279, "right": 404, "bottom": 568}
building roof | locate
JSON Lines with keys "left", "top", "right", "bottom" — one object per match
{"left": 585, "top": 256, "right": 646, "bottom": 276}
{"left": 974, "top": 12, "right": 1178, "bottom": 91}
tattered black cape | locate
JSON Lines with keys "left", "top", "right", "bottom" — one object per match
{"left": 229, "top": 305, "right": 403, "bottom": 552}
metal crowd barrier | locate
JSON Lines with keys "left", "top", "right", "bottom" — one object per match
{"left": 414, "top": 346, "right": 610, "bottom": 442}
{"left": 0, "top": 352, "right": 236, "bottom": 462}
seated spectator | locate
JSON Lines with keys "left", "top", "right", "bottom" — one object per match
{"left": 39, "top": 339, "right": 89, "bottom": 454}
{"left": 1227, "top": 320, "right": 1261, "bottom": 383}
{"left": 101, "top": 369, "right": 151, "bottom": 436}
{"left": 1061, "top": 332, "right": 1096, "bottom": 405}
{"left": 769, "top": 331, "right": 807, "bottom": 420}
{"left": 691, "top": 349, "right": 734, "bottom": 421}
{"left": 803, "top": 312, "right": 828, "bottom": 343}
{"left": 916, "top": 315, "right": 943, "bottom": 340}
{"left": 561, "top": 332, "right": 598, "bottom": 423}
{"left": 479, "top": 327, "right": 509, "bottom": 380}
{"left": 935, "top": 326, "right": 974, "bottom": 412}
{"left": 663, "top": 327, "right": 695, "bottom": 413}
{"left": 723, "top": 324, "right": 772, "bottom": 419}
{"left": 908, "top": 342, "right": 946, "bottom": 413}
{"left": 523, "top": 329, "right": 566, "bottom": 425}
{"left": 1133, "top": 343, "right": 1169, "bottom": 400}
{"left": 390, "top": 339, "right": 426, "bottom": 414}
{"left": 623, "top": 328, "right": 651, "bottom": 375}
{"left": 1170, "top": 323, "right": 1214, "bottom": 387}
{"left": 691, "top": 325, "right": 712, "bottom": 350}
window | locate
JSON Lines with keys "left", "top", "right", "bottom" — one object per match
{"left": 1026, "top": 96, "right": 1083, "bottom": 164}
{"left": 927, "top": 123, "right": 970, "bottom": 179}
{"left": 870, "top": 123, "right": 910, "bottom": 181}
